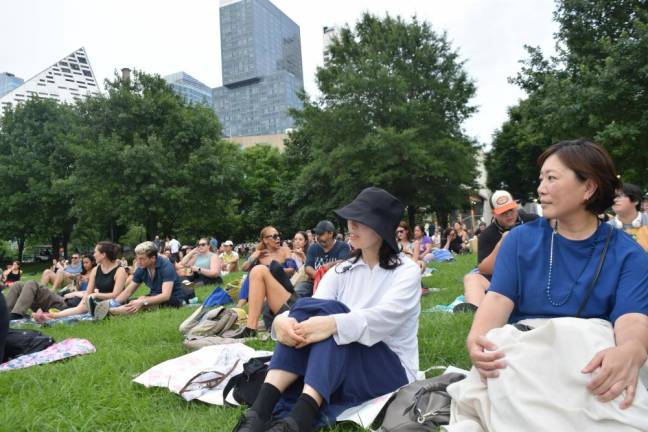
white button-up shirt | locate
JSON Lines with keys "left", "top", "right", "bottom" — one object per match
{"left": 313, "top": 253, "right": 421, "bottom": 382}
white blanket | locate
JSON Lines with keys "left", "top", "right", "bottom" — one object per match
{"left": 133, "top": 343, "right": 272, "bottom": 405}
{"left": 444, "top": 318, "right": 648, "bottom": 432}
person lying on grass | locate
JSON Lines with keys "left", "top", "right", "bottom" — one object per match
{"left": 93, "top": 241, "right": 186, "bottom": 318}
{"left": 233, "top": 187, "right": 421, "bottom": 432}
{"left": 32, "top": 242, "right": 127, "bottom": 322}
{"left": 465, "top": 140, "right": 648, "bottom": 420}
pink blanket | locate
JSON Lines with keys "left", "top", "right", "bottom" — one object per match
{"left": 0, "top": 338, "right": 96, "bottom": 371}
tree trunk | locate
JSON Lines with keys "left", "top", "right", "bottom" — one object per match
{"left": 407, "top": 205, "right": 416, "bottom": 229}
{"left": 51, "top": 236, "right": 61, "bottom": 259}
{"left": 17, "top": 236, "right": 25, "bottom": 262}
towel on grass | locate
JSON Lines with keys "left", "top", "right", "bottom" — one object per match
{"left": 0, "top": 338, "right": 96, "bottom": 372}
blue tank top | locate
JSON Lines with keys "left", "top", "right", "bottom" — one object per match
{"left": 194, "top": 253, "right": 214, "bottom": 270}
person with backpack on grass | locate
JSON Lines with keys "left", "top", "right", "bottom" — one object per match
{"left": 233, "top": 187, "right": 421, "bottom": 432}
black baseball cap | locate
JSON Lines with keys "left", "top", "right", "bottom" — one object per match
{"left": 313, "top": 220, "right": 336, "bottom": 235}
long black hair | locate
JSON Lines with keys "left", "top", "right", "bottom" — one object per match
{"left": 337, "top": 242, "right": 401, "bottom": 273}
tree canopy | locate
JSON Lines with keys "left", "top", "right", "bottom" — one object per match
{"left": 487, "top": 0, "right": 648, "bottom": 198}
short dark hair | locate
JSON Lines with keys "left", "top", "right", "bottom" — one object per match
{"left": 621, "top": 183, "right": 642, "bottom": 211}
{"left": 96, "top": 242, "right": 120, "bottom": 261}
{"left": 537, "top": 139, "right": 620, "bottom": 214}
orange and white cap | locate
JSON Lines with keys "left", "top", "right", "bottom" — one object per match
{"left": 491, "top": 190, "right": 518, "bottom": 215}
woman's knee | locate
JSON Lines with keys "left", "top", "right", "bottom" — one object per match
{"left": 250, "top": 264, "right": 270, "bottom": 278}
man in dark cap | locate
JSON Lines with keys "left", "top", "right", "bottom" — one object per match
{"left": 294, "top": 220, "right": 351, "bottom": 298}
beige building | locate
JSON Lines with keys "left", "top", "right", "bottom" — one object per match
{"left": 227, "top": 133, "right": 288, "bottom": 150}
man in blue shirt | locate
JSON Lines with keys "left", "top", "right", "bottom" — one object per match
{"left": 294, "top": 220, "right": 351, "bottom": 297}
{"left": 106, "top": 241, "right": 186, "bottom": 317}
{"left": 40, "top": 253, "right": 83, "bottom": 290}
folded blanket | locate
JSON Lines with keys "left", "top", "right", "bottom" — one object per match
{"left": 444, "top": 318, "right": 648, "bottom": 432}
{"left": 134, "top": 343, "right": 272, "bottom": 405}
{"left": 0, "top": 338, "right": 96, "bottom": 372}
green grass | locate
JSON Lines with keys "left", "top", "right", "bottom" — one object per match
{"left": 0, "top": 255, "right": 475, "bottom": 431}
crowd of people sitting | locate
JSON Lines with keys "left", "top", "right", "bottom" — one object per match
{"left": 0, "top": 138, "right": 647, "bottom": 431}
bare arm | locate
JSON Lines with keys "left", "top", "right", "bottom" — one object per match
{"left": 466, "top": 291, "right": 514, "bottom": 381}
{"left": 477, "top": 232, "right": 509, "bottom": 276}
{"left": 195, "top": 254, "right": 221, "bottom": 278}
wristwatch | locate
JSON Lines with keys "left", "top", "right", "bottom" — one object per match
{"left": 143, "top": 300, "right": 149, "bottom": 307}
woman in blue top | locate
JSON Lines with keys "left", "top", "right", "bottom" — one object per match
{"left": 468, "top": 139, "right": 648, "bottom": 409}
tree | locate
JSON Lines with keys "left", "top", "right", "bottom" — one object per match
{"left": 488, "top": 0, "right": 648, "bottom": 197}
{"left": 285, "top": 13, "right": 479, "bottom": 229}
{"left": 71, "top": 71, "right": 237, "bottom": 242}
{"left": 0, "top": 98, "right": 79, "bottom": 259}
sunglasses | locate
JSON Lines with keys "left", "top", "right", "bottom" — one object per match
{"left": 198, "top": 243, "right": 208, "bottom": 246}
{"left": 264, "top": 234, "right": 281, "bottom": 240}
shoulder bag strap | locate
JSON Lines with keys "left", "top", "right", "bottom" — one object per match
{"left": 576, "top": 225, "right": 614, "bottom": 317}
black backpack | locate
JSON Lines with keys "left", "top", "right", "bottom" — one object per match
{"left": 3, "top": 329, "right": 55, "bottom": 362}
{"left": 223, "top": 355, "right": 272, "bottom": 406}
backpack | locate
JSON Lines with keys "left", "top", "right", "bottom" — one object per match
{"left": 222, "top": 355, "right": 272, "bottom": 406}
{"left": 203, "top": 286, "right": 233, "bottom": 307}
{"left": 375, "top": 372, "right": 466, "bottom": 431}
{"left": 179, "top": 305, "right": 239, "bottom": 338}
{"left": 3, "top": 329, "right": 55, "bottom": 362}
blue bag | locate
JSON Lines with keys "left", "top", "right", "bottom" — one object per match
{"left": 203, "top": 286, "right": 233, "bottom": 307}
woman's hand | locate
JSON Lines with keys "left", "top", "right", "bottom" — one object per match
{"left": 274, "top": 315, "right": 306, "bottom": 348}
{"left": 293, "top": 316, "right": 337, "bottom": 348}
{"left": 468, "top": 335, "right": 507, "bottom": 383}
{"left": 582, "top": 341, "right": 648, "bottom": 408}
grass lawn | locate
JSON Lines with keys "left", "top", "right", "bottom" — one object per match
{"left": 0, "top": 255, "right": 475, "bottom": 431}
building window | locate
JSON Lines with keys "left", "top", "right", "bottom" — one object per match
{"left": 82, "top": 70, "right": 92, "bottom": 77}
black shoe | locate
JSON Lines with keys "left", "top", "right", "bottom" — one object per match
{"left": 453, "top": 302, "right": 478, "bottom": 313}
{"left": 226, "top": 326, "right": 257, "bottom": 339}
{"left": 232, "top": 409, "right": 267, "bottom": 432}
{"left": 266, "top": 418, "right": 300, "bottom": 432}
{"left": 86, "top": 296, "right": 97, "bottom": 315}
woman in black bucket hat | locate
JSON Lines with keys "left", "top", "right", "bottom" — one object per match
{"left": 233, "top": 187, "right": 422, "bottom": 432}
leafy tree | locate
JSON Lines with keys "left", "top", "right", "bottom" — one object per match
{"left": 71, "top": 71, "right": 237, "bottom": 241}
{"left": 488, "top": 0, "right": 648, "bottom": 196}
{"left": 0, "top": 98, "right": 79, "bottom": 259}
{"left": 285, "top": 13, "right": 479, "bottom": 228}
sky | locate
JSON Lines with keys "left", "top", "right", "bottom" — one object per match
{"left": 0, "top": 0, "right": 558, "bottom": 145}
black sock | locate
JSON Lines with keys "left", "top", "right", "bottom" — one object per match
{"left": 288, "top": 393, "right": 319, "bottom": 432}
{"left": 251, "top": 383, "right": 281, "bottom": 421}
{"left": 10, "top": 313, "right": 23, "bottom": 320}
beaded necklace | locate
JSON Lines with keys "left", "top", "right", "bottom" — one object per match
{"left": 545, "top": 220, "right": 598, "bottom": 307}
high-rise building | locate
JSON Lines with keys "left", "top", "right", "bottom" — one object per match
{"left": 0, "top": 48, "right": 100, "bottom": 110}
{"left": 164, "top": 72, "right": 213, "bottom": 106}
{"left": 323, "top": 26, "right": 341, "bottom": 64}
{"left": 213, "top": 0, "right": 304, "bottom": 137}
{"left": 0, "top": 72, "right": 24, "bottom": 98}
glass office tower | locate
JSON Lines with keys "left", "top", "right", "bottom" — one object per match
{"left": 213, "top": 0, "right": 304, "bottom": 137}
{"left": 164, "top": 72, "right": 213, "bottom": 106}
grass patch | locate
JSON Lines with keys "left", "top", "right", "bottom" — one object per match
{"left": 0, "top": 255, "right": 475, "bottom": 431}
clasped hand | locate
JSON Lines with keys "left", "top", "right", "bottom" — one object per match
{"left": 275, "top": 315, "right": 336, "bottom": 349}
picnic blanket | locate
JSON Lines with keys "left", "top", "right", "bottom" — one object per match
{"left": 0, "top": 338, "right": 96, "bottom": 372}
{"left": 10, "top": 313, "right": 94, "bottom": 328}
{"left": 443, "top": 318, "right": 648, "bottom": 432}
{"left": 133, "top": 343, "right": 272, "bottom": 405}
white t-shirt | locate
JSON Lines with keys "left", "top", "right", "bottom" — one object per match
{"left": 314, "top": 253, "right": 421, "bottom": 382}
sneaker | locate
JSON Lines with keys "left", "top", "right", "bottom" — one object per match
{"left": 86, "top": 296, "right": 97, "bottom": 315}
{"left": 223, "top": 326, "right": 257, "bottom": 339}
{"left": 93, "top": 300, "right": 111, "bottom": 320}
{"left": 265, "top": 417, "right": 299, "bottom": 432}
{"left": 232, "top": 409, "right": 267, "bottom": 432}
{"left": 453, "top": 302, "right": 478, "bottom": 313}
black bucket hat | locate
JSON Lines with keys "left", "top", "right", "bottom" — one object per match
{"left": 334, "top": 187, "right": 404, "bottom": 253}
